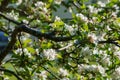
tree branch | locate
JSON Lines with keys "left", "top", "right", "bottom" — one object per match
{"left": 98, "top": 40, "right": 120, "bottom": 47}
{"left": 0, "top": 12, "right": 73, "bottom": 64}
{"left": 0, "top": 24, "right": 73, "bottom": 64}
{"left": 0, "top": 0, "right": 11, "bottom": 12}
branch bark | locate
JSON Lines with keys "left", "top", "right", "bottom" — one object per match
{"left": 98, "top": 40, "right": 120, "bottom": 47}
{"left": 0, "top": 24, "right": 73, "bottom": 64}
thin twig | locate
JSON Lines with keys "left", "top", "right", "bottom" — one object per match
{"left": 98, "top": 40, "right": 120, "bottom": 47}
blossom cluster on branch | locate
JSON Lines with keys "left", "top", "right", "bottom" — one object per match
{"left": 0, "top": 0, "right": 120, "bottom": 80}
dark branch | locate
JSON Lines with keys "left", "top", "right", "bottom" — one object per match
{"left": 0, "top": 24, "right": 73, "bottom": 64}
{"left": 0, "top": 0, "right": 10, "bottom": 12}
{"left": 98, "top": 40, "right": 120, "bottom": 47}
{"left": 0, "top": 12, "right": 73, "bottom": 64}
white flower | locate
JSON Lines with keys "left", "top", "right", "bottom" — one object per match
{"left": 24, "top": 48, "right": 32, "bottom": 58}
{"left": 88, "top": 5, "right": 98, "bottom": 14}
{"left": 97, "top": 32, "right": 106, "bottom": 41}
{"left": 88, "top": 65, "right": 105, "bottom": 76}
{"left": 22, "top": 19, "right": 29, "bottom": 24}
{"left": 42, "top": 7, "right": 48, "bottom": 13}
{"left": 15, "top": 48, "right": 22, "bottom": 55}
{"left": 35, "top": 1, "right": 44, "bottom": 8}
{"left": 76, "top": 13, "right": 88, "bottom": 22}
{"left": 43, "top": 49, "right": 56, "bottom": 60}
{"left": 58, "top": 68, "right": 68, "bottom": 76}
{"left": 113, "top": 5, "right": 119, "bottom": 10}
{"left": 54, "top": 0, "right": 63, "bottom": 5}
{"left": 80, "top": 47, "right": 92, "bottom": 57}
{"left": 93, "top": 49, "right": 99, "bottom": 54}
{"left": 7, "top": 10, "right": 19, "bottom": 20}
{"left": 114, "top": 50, "right": 120, "bottom": 59}
{"left": 15, "top": 48, "right": 31, "bottom": 58}
{"left": 35, "top": 49, "right": 39, "bottom": 55}
{"left": 69, "top": 7, "right": 72, "bottom": 13}
{"left": 106, "top": 25, "right": 112, "bottom": 31}
{"left": 111, "top": 67, "right": 120, "bottom": 79}
{"left": 101, "top": 54, "right": 111, "bottom": 66}
{"left": 64, "top": 24, "right": 75, "bottom": 35}
{"left": 112, "top": 46, "right": 119, "bottom": 51}
{"left": 97, "top": 1, "right": 106, "bottom": 7}
{"left": 38, "top": 71, "right": 47, "bottom": 79}
{"left": 97, "top": 65, "right": 106, "bottom": 76}
{"left": 16, "top": 0, "right": 22, "bottom": 5}
{"left": 88, "top": 33, "right": 98, "bottom": 44}
{"left": 78, "top": 64, "right": 105, "bottom": 76}
{"left": 78, "top": 64, "right": 85, "bottom": 73}
{"left": 55, "top": 16, "right": 61, "bottom": 22}
{"left": 87, "top": 65, "right": 98, "bottom": 72}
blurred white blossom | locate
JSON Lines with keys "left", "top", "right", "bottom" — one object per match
{"left": 64, "top": 24, "right": 76, "bottom": 35}
{"left": 7, "top": 10, "right": 19, "bottom": 20}
{"left": 35, "top": 1, "right": 44, "bottom": 8}
{"left": 78, "top": 64, "right": 105, "bottom": 76}
{"left": 88, "top": 5, "right": 98, "bottom": 14}
{"left": 37, "top": 71, "right": 47, "bottom": 79}
{"left": 15, "top": 48, "right": 31, "bottom": 58}
{"left": 97, "top": 1, "right": 106, "bottom": 7}
{"left": 43, "top": 49, "right": 56, "bottom": 60}
{"left": 35, "top": 49, "right": 39, "bottom": 55}
{"left": 111, "top": 67, "right": 120, "bottom": 79}
{"left": 88, "top": 32, "right": 98, "bottom": 44}
{"left": 24, "top": 48, "right": 32, "bottom": 58}
{"left": 35, "top": 1, "right": 48, "bottom": 14}
{"left": 58, "top": 68, "right": 68, "bottom": 77}
{"left": 114, "top": 50, "right": 120, "bottom": 59}
{"left": 55, "top": 16, "right": 61, "bottom": 22}
{"left": 78, "top": 64, "right": 85, "bottom": 73}
{"left": 97, "top": 32, "right": 106, "bottom": 41}
{"left": 97, "top": 65, "right": 106, "bottom": 76}
{"left": 42, "top": 7, "right": 48, "bottom": 13}
{"left": 15, "top": 48, "right": 23, "bottom": 55}
{"left": 16, "top": 0, "right": 22, "bottom": 5}
{"left": 54, "top": 0, "right": 63, "bottom": 5}
{"left": 22, "top": 19, "right": 29, "bottom": 24}
{"left": 112, "top": 46, "right": 119, "bottom": 51}
{"left": 76, "top": 13, "right": 88, "bottom": 22}
{"left": 80, "top": 47, "right": 92, "bottom": 57}
{"left": 101, "top": 54, "right": 111, "bottom": 66}
{"left": 93, "top": 49, "right": 101, "bottom": 54}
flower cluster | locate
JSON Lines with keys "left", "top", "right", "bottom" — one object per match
{"left": 111, "top": 67, "right": 120, "bottom": 79}
{"left": 15, "top": 48, "right": 32, "bottom": 58}
{"left": 43, "top": 49, "right": 56, "bottom": 60}
{"left": 58, "top": 68, "right": 68, "bottom": 77}
{"left": 76, "top": 13, "right": 88, "bottom": 22}
{"left": 64, "top": 24, "right": 76, "bottom": 35}
{"left": 6, "top": 10, "right": 19, "bottom": 20}
{"left": 87, "top": 32, "right": 106, "bottom": 44}
{"left": 78, "top": 64, "right": 105, "bottom": 76}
